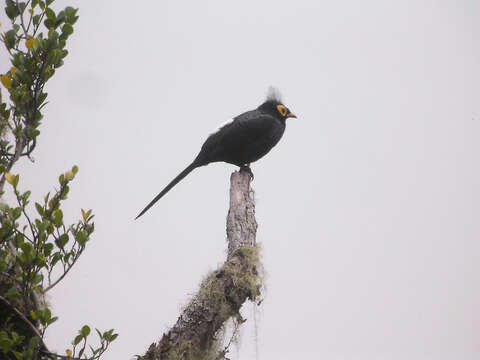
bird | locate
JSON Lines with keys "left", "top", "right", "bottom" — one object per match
{"left": 135, "top": 89, "right": 297, "bottom": 219}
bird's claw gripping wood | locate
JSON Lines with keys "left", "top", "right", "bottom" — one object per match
{"left": 239, "top": 165, "right": 254, "bottom": 180}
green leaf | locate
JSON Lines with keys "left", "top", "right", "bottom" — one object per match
{"left": 32, "top": 273, "right": 43, "bottom": 285}
{"left": 17, "top": 2, "right": 27, "bottom": 14}
{"left": 16, "top": 69, "right": 33, "bottom": 85}
{"left": 22, "top": 190, "right": 31, "bottom": 202}
{"left": 4, "top": 30, "right": 16, "bottom": 49}
{"left": 103, "top": 329, "right": 113, "bottom": 339}
{"left": 56, "top": 10, "right": 65, "bottom": 23}
{"left": 73, "top": 334, "right": 83, "bottom": 345}
{"left": 64, "top": 7, "right": 78, "bottom": 24}
{"left": 43, "top": 66, "right": 55, "bottom": 81}
{"left": 47, "top": 49, "right": 58, "bottom": 64}
{"left": 81, "top": 325, "right": 91, "bottom": 337}
{"left": 0, "top": 335, "right": 13, "bottom": 353}
{"left": 35, "top": 202, "right": 44, "bottom": 216}
{"left": 0, "top": 203, "right": 9, "bottom": 212}
{"left": 47, "top": 316, "right": 58, "bottom": 325}
{"left": 5, "top": 1, "right": 20, "bottom": 20}
{"left": 60, "top": 185, "right": 69, "bottom": 200}
{"left": 20, "top": 241, "right": 33, "bottom": 255}
{"left": 44, "top": 242, "right": 54, "bottom": 255}
{"left": 62, "top": 23, "right": 73, "bottom": 36}
{"left": 44, "top": 18, "right": 54, "bottom": 29}
{"left": 5, "top": 286, "right": 19, "bottom": 300}
{"left": 33, "top": 14, "right": 41, "bottom": 26}
{"left": 38, "top": 91, "right": 48, "bottom": 105}
{"left": 46, "top": 221, "right": 54, "bottom": 234}
{"left": 75, "top": 230, "right": 87, "bottom": 246}
{"left": 13, "top": 53, "right": 26, "bottom": 67}
{"left": 29, "top": 336, "right": 40, "bottom": 348}
{"left": 34, "top": 109, "right": 43, "bottom": 122}
{"left": 49, "top": 29, "right": 58, "bottom": 44}
{"left": 11, "top": 207, "right": 22, "bottom": 220}
{"left": 55, "top": 233, "right": 69, "bottom": 248}
{"left": 35, "top": 216, "right": 43, "bottom": 228}
{"left": 45, "top": 7, "right": 55, "bottom": 20}
{"left": 42, "top": 308, "right": 51, "bottom": 323}
{"left": 51, "top": 252, "right": 62, "bottom": 266}
{"left": 52, "top": 209, "right": 63, "bottom": 227}
{"left": 15, "top": 233, "right": 24, "bottom": 246}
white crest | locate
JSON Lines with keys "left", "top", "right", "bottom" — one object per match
{"left": 266, "top": 86, "right": 282, "bottom": 103}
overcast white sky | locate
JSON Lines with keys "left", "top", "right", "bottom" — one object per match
{"left": 1, "top": 1, "right": 479, "bottom": 359}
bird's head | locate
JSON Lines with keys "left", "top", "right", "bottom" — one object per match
{"left": 257, "top": 87, "right": 297, "bottom": 120}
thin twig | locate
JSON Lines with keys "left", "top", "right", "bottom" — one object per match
{"left": 14, "top": 189, "right": 37, "bottom": 240}
{"left": 43, "top": 246, "right": 84, "bottom": 292}
{"left": 15, "top": 1, "right": 31, "bottom": 39}
{"left": 26, "top": 5, "right": 34, "bottom": 34}
{"left": 32, "top": 10, "right": 46, "bottom": 37}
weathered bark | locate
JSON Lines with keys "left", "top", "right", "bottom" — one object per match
{"left": 226, "top": 171, "right": 257, "bottom": 255}
{"left": 144, "top": 170, "right": 261, "bottom": 360}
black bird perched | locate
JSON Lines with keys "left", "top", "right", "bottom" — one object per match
{"left": 135, "top": 89, "right": 296, "bottom": 219}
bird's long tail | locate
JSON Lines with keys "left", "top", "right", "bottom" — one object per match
{"left": 135, "top": 162, "right": 199, "bottom": 219}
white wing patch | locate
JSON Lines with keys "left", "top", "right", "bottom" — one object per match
{"left": 210, "top": 118, "right": 234, "bottom": 136}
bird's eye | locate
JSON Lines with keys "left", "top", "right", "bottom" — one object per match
{"left": 276, "top": 104, "right": 288, "bottom": 117}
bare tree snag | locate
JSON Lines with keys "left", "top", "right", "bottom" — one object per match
{"left": 227, "top": 171, "right": 258, "bottom": 255}
{"left": 144, "top": 171, "right": 261, "bottom": 360}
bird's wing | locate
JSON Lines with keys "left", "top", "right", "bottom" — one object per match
{"left": 202, "top": 111, "right": 275, "bottom": 149}
{"left": 196, "top": 111, "right": 277, "bottom": 163}
{"left": 230, "top": 110, "right": 276, "bottom": 136}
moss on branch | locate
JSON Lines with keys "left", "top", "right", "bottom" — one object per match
{"left": 144, "top": 246, "right": 262, "bottom": 360}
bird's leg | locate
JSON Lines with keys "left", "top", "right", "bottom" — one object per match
{"left": 239, "top": 164, "right": 254, "bottom": 180}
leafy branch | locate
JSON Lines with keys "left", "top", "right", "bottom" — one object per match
{"left": 0, "top": 1, "right": 118, "bottom": 359}
{"left": 0, "top": 0, "right": 78, "bottom": 193}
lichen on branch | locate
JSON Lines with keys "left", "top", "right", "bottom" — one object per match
{"left": 143, "top": 171, "right": 263, "bottom": 360}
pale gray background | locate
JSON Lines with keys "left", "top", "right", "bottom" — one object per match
{"left": 1, "top": 1, "right": 479, "bottom": 359}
